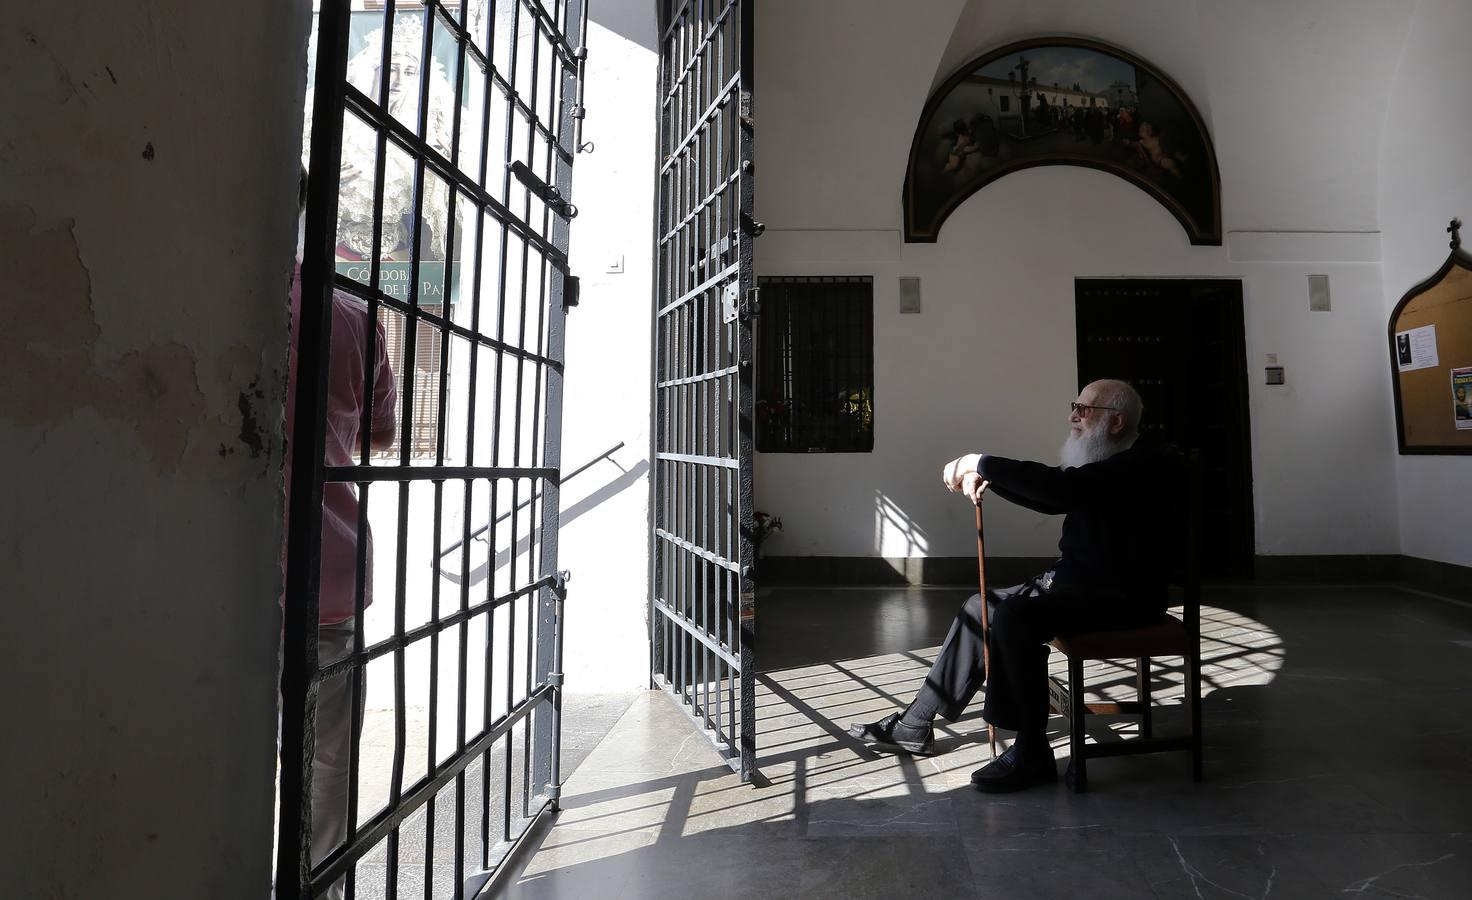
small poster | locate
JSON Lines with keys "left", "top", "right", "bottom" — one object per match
{"left": 1395, "top": 324, "right": 1439, "bottom": 372}
{"left": 1453, "top": 367, "right": 1472, "bottom": 429}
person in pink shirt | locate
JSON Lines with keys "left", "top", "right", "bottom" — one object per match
{"left": 285, "top": 167, "right": 397, "bottom": 899}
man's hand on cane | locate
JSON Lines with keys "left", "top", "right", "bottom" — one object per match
{"left": 942, "top": 454, "right": 989, "bottom": 503}
{"left": 962, "top": 472, "right": 990, "bottom": 505}
{"left": 942, "top": 453, "right": 983, "bottom": 492}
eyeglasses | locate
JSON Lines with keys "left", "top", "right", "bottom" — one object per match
{"left": 1070, "top": 402, "right": 1118, "bottom": 416}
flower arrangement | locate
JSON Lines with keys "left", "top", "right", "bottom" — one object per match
{"left": 754, "top": 511, "right": 783, "bottom": 555}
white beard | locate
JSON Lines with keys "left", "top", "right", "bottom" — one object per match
{"left": 1059, "top": 428, "right": 1125, "bottom": 468}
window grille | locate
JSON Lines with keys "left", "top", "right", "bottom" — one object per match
{"left": 755, "top": 276, "right": 874, "bottom": 453}
{"left": 373, "top": 302, "right": 445, "bottom": 459}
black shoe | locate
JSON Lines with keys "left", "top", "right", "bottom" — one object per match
{"left": 970, "top": 743, "right": 1058, "bottom": 793}
{"left": 848, "top": 712, "right": 934, "bottom": 755}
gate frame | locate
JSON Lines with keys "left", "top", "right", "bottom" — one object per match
{"left": 648, "top": 0, "right": 759, "bottom": 783}
{"left": 277, "top": 1, "right": 587, "bottom": 896}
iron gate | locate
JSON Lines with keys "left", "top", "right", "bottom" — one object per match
{"left": 279, "top": 0, "right": 586, "bottom": 896}
{"left": 651, "top": 0, "right": 759, "bottom": 781}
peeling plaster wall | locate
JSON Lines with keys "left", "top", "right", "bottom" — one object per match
{"left": 0, "top": 4, "right": 310, "bottom": 897}
{"left": 1377, "top": 0, "right": 1472, "bottom": 569}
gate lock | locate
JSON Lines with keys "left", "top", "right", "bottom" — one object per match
{"left": 508, "top": 160, "right": 578, "bottom": 220}
{"left": 722, "top": 284, "right": 759, "bottom": 324}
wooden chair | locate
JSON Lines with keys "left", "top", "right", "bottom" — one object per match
{"left": 975, "top": 451, "right": 1203, "bottom": 793}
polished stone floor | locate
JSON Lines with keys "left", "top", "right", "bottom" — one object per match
{"left": 502, "top": 584, "right": 1472, "bottom": 898}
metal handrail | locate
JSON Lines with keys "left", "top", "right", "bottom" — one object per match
{"left": 436, "top": 441, "right": 625, "bottom": 559}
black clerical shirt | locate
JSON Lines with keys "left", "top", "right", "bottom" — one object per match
{"left": 977, "top": 445, "right": 1176, "bottom": 606}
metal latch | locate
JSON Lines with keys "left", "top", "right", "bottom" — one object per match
{"left": 564, "top": 275, "right": 580, "bottom": 309}
{"left": 722, "top": 283, "right": 739, "bottom": 323}
{"left": 508, "top": 160, "right": 577, "bottom": 219}
{"left": 722, "top": 285, "right": 759, "bottom": 324}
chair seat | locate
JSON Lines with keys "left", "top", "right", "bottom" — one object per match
{"left": 1050, "top": 614, "right": 1187, "bottom": 660}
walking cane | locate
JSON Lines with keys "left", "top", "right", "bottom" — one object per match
{"left": 975, "top": 496, "right": 999, "bottom": 761}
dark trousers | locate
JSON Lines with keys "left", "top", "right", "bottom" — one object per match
{"left": 918, "top": 580, "right": 1163, "bottom": 736}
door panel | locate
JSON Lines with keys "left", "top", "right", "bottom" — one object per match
{"left": 650, "top": 0, "right": 758, "bottom": 781}
{"left": 279, "top": 1, "right": 587, "bottom": 896}
{"left": 1075, "top": 279, "right": 1255, "bottom": 578}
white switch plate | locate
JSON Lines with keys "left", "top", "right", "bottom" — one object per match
{"left": 606, "top": 254, "right": 625, "bottom": 274}
{"left": 1307, "top": 274, "right": 1331, "bottom": 312}
{"left": 899, "top": 276, "right": 921, "bottom": 313}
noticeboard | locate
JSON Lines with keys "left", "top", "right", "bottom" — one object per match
{"left": 1389, "top": 219, "right": 1472, "bottom": 454}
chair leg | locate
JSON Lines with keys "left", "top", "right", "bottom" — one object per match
{"left": 1187, "top": 650, "right": 1203, "bottom": 783}
{"left": 1068, "top": 655, "right": 1087, "bottom": 793}
{"left": 1136, "top": 657, "right": 1153, "bottom": 739}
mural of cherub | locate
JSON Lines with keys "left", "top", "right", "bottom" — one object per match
{"left": 1129, "top": 122, "right": 1184, "bottom": 179}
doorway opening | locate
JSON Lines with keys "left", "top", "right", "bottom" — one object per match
{"left": 1075, "top": 279, "right": 1255, "bottom": 578}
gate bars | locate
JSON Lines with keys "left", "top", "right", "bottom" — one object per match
{"left": 280, "top": 0, "right": 585, "bottom": 897}
{"left": 651, "top": 0, "right": 759, "bottom": 782}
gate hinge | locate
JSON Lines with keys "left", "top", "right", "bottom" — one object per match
{"left": 545, "top": 783, "right": 562, "bottom": 801}
{"left": 548, "top": 672, "right": 564, "bottom": 688}
{"left": 508, "top": 160, "right": 577, "bottom": 219}
{"left": 564, "top": 275, "right": 580, "bottom": 309}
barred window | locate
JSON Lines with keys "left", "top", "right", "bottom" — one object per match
{"left": 755, "top": 276, "right": 874, "bottom": 453}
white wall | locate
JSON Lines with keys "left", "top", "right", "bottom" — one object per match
{"left": 1377, "top": 0, "right": 1472, "bottom": 568}
{"left": 556, "top": 10, "right": 658, "bottom": 691}
{"left": 0, "top": 3, "right": 308, "bottom": 897}
{"left": 753, "top": 0, "right": 1409, "bottom": 563}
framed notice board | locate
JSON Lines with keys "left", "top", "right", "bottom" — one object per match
{"left": 1389, "top": 219, "right": 1472, "bottom": 454}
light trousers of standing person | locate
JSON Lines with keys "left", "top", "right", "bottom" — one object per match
{"left": 312, "top": 619, "right": 358, "bottom": 900}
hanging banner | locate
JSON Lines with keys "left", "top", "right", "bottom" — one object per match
{"left": 335, "top": 260, "right": 456, "bottom": 306}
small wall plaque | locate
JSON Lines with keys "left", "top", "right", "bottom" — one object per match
{"left": 899, "top": 277, "right": 922, "bottom": 314}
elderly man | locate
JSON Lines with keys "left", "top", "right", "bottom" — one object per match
{"left": 850, "top": 379, "right": 1175, "bottom": 793}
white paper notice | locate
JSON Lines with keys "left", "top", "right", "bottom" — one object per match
{"left": 1395, "top": 324, "right": 1439, "bottom": 372}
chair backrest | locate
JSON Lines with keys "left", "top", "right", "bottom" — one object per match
{"left": 1170, "top": 448, "right": 1205, "bottom": 642}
